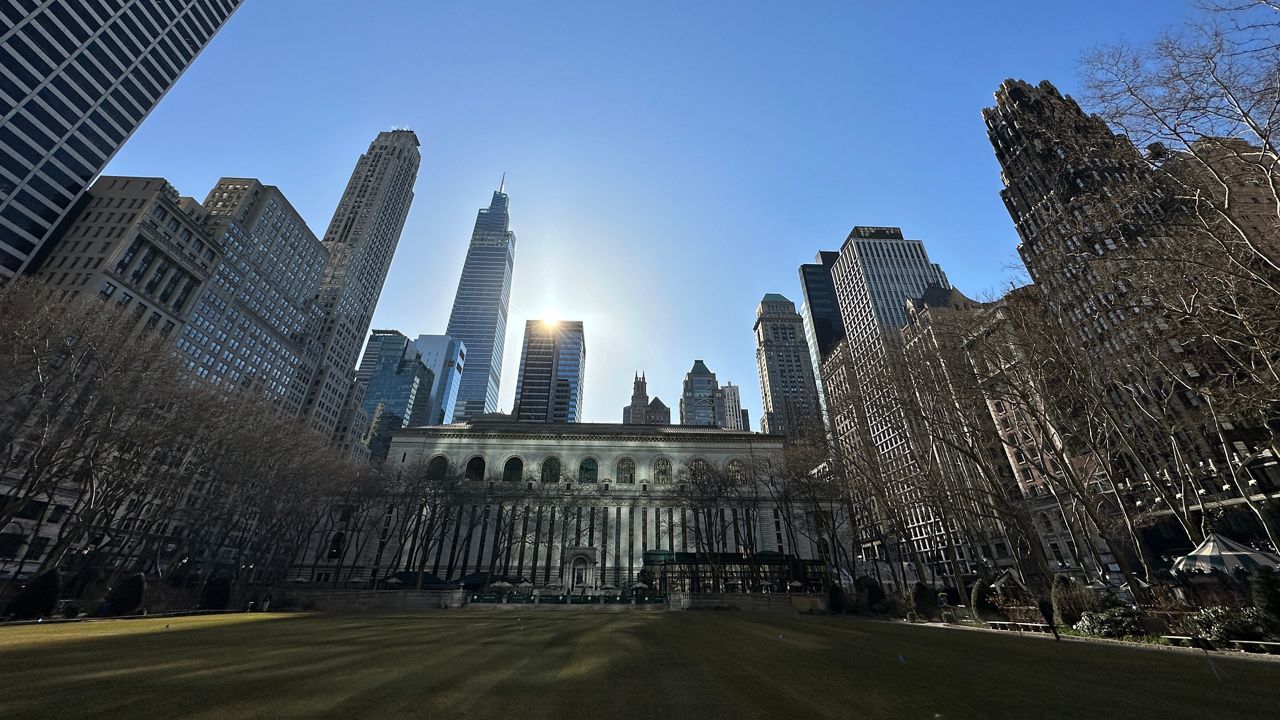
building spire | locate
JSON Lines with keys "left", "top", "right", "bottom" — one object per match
{"left": 499, "top": 172, "right": 505, "bottom": 194}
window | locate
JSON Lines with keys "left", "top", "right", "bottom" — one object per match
{"left": 617, "top": 457, "right": 636, "bottom": 484}
{"left": 503, "top": 457, "right": 523, "bottom": 483}
{"left": 541, "top": 457, "right": 561, "bottom": 483}
{"left": 654, "top": 458, "right": 672, "bottom": 484}
{"left": 578, "top": 458, "right": 598, "bottom": 483}
{"left": 465, "top": 456, "right": 486, "bottom": 482}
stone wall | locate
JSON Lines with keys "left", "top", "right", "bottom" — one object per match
{"left": 670, "top": 592, "right": 827, "bottom": 613}
{"left": 280, "top": 588, "right": 467, "bottom": 613}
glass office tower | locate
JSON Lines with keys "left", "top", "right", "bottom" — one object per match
{"left": 0, "top": 0, "right": 244, "bottom": 278}
{"left": 445, "top": 186, "right": 516, "bottom": 421}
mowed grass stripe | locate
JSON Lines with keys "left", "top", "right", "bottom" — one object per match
{"left": 1, "top": 611, "right": 1277, "bottom": 719}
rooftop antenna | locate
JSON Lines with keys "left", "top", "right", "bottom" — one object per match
{"left": 499, "top": 172, "right": 506, "bottom": 194}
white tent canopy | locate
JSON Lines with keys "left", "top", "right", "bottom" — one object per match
{"left": 1171, "top": 533, "right": 1280, "bottom": 574}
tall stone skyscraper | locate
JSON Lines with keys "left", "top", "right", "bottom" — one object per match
{"left": 754, "top": 294, "right": 820, "bottom": 437}
{"left": 0, "top": 0, "right": 244, "bottom": 279}
{"left": 829, "top": 226, "right": 953, "bottom": 574}
{"left": 513, "top": 320, "right": 585, "bottom": 423}
{"left": 446, "top": 185, "right": 516, "bottom": 422}
{"left": 301, "top": 130, "right": 420, "bottom": 447}
{"left": 680, "top": 360, "right": 719, "bottom": 426}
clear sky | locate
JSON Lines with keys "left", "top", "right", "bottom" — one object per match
{"left": 103, "top": 1, "right": 1192, "bottom": 426}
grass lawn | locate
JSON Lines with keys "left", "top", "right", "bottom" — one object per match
{"left": 1, "top": 610, "right": 1276, "bottom": 719}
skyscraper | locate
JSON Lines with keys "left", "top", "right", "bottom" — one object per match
{"left": 32, "top": 175, "right": 327, "bottom": 416}
{"left": 622, "top": 372, "right": 670, "bottom": 425}
{"left": 413, "top": 334, "right": 466, "bottom": 425}
{"left": 513, "top": 320, "right": 585, "bottom": 423}
{"left": 677, "top": 360, "right": 740, "bottom": 429}
{"left": 356, "top": 330, "right": 435, "bottom": 427}
{"left": 680, "top": 360, "right": 718, "bottom": 426}
{"left": 798, "top": 251, "right": 845, "bottom": 423}
{"left": 300, "top": 130, "right": 420, "bottom": 449}
{"left": 829, "top": 225, "right": 953, "bottom": 574}
{"left": 446, "top": 185, "right": 516, "bottom": 422}
{"left": 0, "top": 0, "right": 244, "bottom": 279}
{"left": 754, "top": 293, "right": 820, "bottom": 437}
{"left": 190, "top": 177, "right": 328, "bottom": 415}
{"left": 718, "top": 382, "right": 744, "bottom": 431}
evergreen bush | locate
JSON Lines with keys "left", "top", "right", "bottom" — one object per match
{"left": 911, "top": 582, "right": 935, "bottom": 619}
{"left": 104, "top": 573, "right": 146, "bottom": 616}
{"left": 969, "top": 582, "right": 1006, "bottom": 621}
{"left": 200, "top": 576, "right": 232, "bottom": 610}
{"left": 854, "top": 575, "right": 885, "bottom": 611}
{"left": 1074, "top": 606, "right": 1145, "bottom": 639}
{"left": 828, "top": 585, "right": 849, "bottom": 614}
{"left": 1251, "top": 567, "right": 1280, "bottom": 620}
{"left": 3, "top": 570, "right": 61, "bottom": 620}
{"left": 1189, "top": 606, "right": 1279, "bottom": 643}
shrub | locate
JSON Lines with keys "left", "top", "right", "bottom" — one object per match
{"left": 828, "top": 585, "right": 849, "bottom": 614}
{"left": 1051, "top": 575, "right": 1105, "bottom": 626}
{"left": 905, "top": 610, "right": 920, "bottom": 623}
{"left": 912, "top": 582, "right": 935, "bottom": 619}
{"left": 1189, "top": 606, "right": 1279, "bottom": 643}
{"left": 4, "top": 571, "right": 61, "bottom": 620}
{"left": 1251, "top": 567, "right": 1280, "bottom": 620}
{"left": 104, "top": 573, "right": 146, "bottom": 616}
{"left": 854, "top": 576, "right": 885, "bottom": 610}
{"left": 200, "top": 576, "right": 232, "bottom": 610}
{"left": 970, "top": 582, "right": 1007, "bottom": 621}
{"left": 941, "top": 610, "right": 957, "bottom": 624}
{"left": 1074, "top": 606, "right": 1145, "bottom": 639}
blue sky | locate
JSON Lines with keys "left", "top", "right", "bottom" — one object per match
{"left": 104, "top": 1, "right": 1190, "bottom": 425}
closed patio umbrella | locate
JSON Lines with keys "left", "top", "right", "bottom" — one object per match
{"left": 1172, "top": 533, "right": 1280, "bottom": 574}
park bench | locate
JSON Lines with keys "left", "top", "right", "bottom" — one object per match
{"left": 1231, "top": 640, "right": 1280, "bottom": 655}
{"left": 987, "top": 621, "right": 1052, "bottom": 634}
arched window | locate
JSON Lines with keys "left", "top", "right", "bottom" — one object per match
{"left": 425, "top": 455, "right": 448, "bottom": 483}
{"left": 579, "top": 458, "right": 598, "bottom": 483}
{"left": 727, "top": 459, "right": 746, "bottom": 483}
{"left": 465, "top": 456, "right": 486, "bottom": 482}
{"left": 689, "top": 458, "right": 711, "bottom": 478}
{"left": 326, "top": 532, "right": 345, "bottom": 559}
{"left": 503, "top": 457, "right": 523, "bottom": 482}
{"left": 654, "top": 458, "right": 672, "bottom": 484}
{"left": 541, "top": 457, "right": 561, "bottom": 483}
{"left": 617, "top": 458, "right": 636, "bottom": 484}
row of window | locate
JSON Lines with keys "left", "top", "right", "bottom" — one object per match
{"left": 418, "top": 454, "right": 750, "bottom": 486}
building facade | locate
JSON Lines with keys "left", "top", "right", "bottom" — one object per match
{"left": 413, "top": 334, "right": 466, "bottom": 426}
{"left": 513, "top": 320, "right": 585, "bottom": 423}
{"left": 356, "top": 330, "right": 435, "bottom": 427}
{"left": 718, "top": 382, "right": 744, "bottom": 431}
{"left": 31, "top": 175, "right": 327, "bottom": 415}
{"left": 290, "top": 419, "right": 844, "bottom": 592}
{"left": 622, "top": 372, "right": 671, "bottom": 425}
{"left": 828, "top": 226, "right": 959, "bottom": 575}
{"left": 300, "top": 130, "right": 420, "bottom": 451}
{"left": 446, "top": 187, "right": 516, "bottom": 422}
{"left": 31, "top": 176, "right": 216, "bottom": 337}
{"left": 798, "top": 251, "right": 845, "bottom": 423}
{"left": 187, "top": 178, "right": 327, "bottom": 415}
{"left": 0, "top": 0, "right": 242, "bottom": 278}
{"left": 679, "top": 360, "right": 718, "bottom": 426}
{"left": 754, "top": 293, "right": 820, "bottom": 437}
{"left": 355, "top": 329, "right": 434, "bottom": 461}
